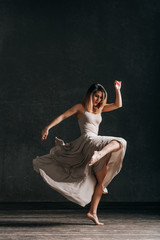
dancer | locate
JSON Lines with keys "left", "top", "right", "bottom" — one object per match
{"left": 33, "top": 81, "right": 127, "bottom": 225}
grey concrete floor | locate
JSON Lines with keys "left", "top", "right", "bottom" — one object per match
{"left": 0, "top": 209, "right": 160, "bottom": 240}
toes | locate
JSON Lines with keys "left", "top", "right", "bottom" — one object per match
{"left": 88, "top": 161, "right": 93, "bottom": 166}
{"left": 87, "top": 212, "right": 104, "bottom": 225}
{"left": 96, "top": 221, "right": 104, "bottom": 226}
{"left": 88, "top": 152, "right": 98, "bottom": 166}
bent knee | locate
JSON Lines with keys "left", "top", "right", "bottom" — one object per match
{"left": 118, "top": 138, "right": 127, "bottom": 149}
{"left": 111, "top": 140, "right": 122, "bottom": 151}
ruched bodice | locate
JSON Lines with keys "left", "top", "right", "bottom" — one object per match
{"left": 78, "top": 111, "right": 102, "bottom": 135}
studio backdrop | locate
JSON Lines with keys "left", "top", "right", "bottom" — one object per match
{"left": 0, "top": 0, "right": 159, "bottom": 204}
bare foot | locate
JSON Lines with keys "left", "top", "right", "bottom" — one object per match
{"left": 89, "top": 151, "right": 102, "bottom": 166}
{"left": 86, "top": 212, "right": 104, "bottom": 225}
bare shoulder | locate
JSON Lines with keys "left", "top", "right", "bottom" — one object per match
{"left": 61, "top": 103, "right": 84, "bottom": 120}
{"left": 68, "top": 103, "right": 84, "bottom": 113}
{"left": 69, "top": 103, "right": 83, "bottom": 112}
{"left": 74, "top": 103, "right": 85, "bottom": 119}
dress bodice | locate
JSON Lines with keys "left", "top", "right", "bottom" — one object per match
{"left": 78, "top": 111, "right": 102, "bottom": 135}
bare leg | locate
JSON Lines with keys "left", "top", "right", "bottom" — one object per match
{"left": 89, "top": 140, "right": 121, "bottom": 166}
{"left": 87, "top": 165, "right": 107, "bottom": 225}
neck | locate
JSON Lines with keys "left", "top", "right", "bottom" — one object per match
{"left": 92, "top": 106, "right": 99, "bottom": 113}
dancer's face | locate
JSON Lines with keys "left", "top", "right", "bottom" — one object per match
{"left": 92, "top": 91, "right": 103, "bottom": 107}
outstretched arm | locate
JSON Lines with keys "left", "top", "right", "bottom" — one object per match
{"left": 41, "top": 104, "right": 81, "bottom": 141}
{"left": 102, "top": 81, "right": 122, "bottom": 112}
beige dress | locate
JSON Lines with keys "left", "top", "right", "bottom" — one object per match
{"left": 33, "top": 111, "right": 127, "bottom": 207}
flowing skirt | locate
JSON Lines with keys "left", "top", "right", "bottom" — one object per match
{"left": 33, "top": 133, "right": 127, "bottom": 207}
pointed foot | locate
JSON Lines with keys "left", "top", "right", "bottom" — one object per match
{"left": 86, "top": 212, "right": 104, "bottom": 226}
{"left": 89, "top": 151, "right": 102, "bottom": 166}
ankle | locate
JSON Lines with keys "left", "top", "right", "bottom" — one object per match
{"left": 89, "top": 211, "right": 97, "bottom": 216}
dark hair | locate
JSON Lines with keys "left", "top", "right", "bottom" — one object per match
{"left": 82, "top": 83, "right": 107, "bottom": 113}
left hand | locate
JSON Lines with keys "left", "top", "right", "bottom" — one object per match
{"left": 41, "top": 127, "right": 49, "bottom": 141}
{"left": 114, "top": 80, "right": 122, "bottom": 90}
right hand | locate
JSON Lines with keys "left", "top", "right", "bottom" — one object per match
{"left": 41, "top": 127, "right": 49, "bottom": 141}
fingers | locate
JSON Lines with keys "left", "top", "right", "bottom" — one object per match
{"left": 41, "top": 132, "right": 48, "bottom": 141}
{"left": 114, "top": 80, "right": 121, "bottom": 86}
{"left": 114, "top": 80, "right": 122, "bottom": 89}
{"left": 42, "top": 136, "right": 47, "bottom": 141}
{"left": 41, "top": 136, "right": 46, "bottom": 141}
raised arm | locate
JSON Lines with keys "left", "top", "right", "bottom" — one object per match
{"left": 41, "top": 104, "right": 82, "bottom": 141}
{"left": 102, "top": 80, "right": 122, "bottom": 112}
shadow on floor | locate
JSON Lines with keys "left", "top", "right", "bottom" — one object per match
{"left": 0, "top": 221, "right": 93, "bottom": 227}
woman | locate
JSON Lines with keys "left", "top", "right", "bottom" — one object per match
{"left": 33, "top": 81, "right": 127, "bottom": 225}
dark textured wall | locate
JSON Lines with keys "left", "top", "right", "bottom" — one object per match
{"left": 0, "top": 0, "right": 159, "bottom": 204}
